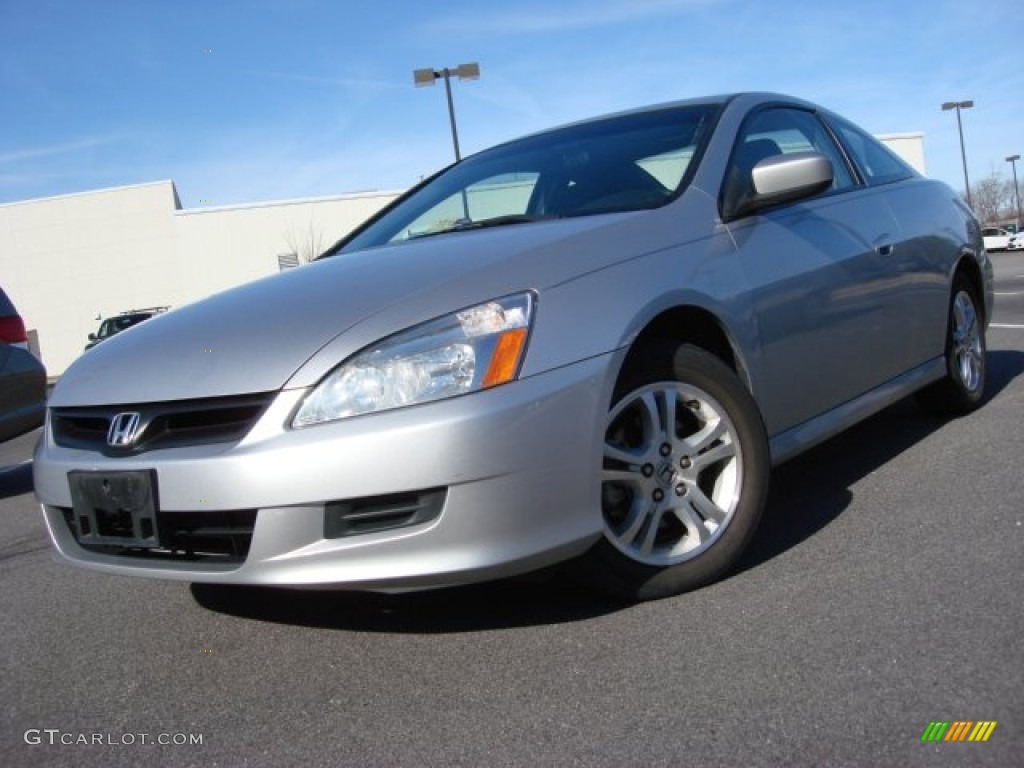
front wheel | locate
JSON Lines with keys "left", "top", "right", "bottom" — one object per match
{"left": 581, "top": 342, "right": 770, "bottom": 601}
{"left": 916, "top": 274, "right": 987, "bottom": 415}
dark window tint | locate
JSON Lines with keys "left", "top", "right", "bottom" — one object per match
{"left": 97, "top": 313, "right": 151, "bottom": 339}
{"left": 336, "top": 104, "right": 719, "bottom": 253}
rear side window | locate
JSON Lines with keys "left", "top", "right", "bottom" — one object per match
{"left": 830, "top": 116, "right": 915, "bottom": 186}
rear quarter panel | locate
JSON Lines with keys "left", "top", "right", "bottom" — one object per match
{"left": 880, "top": 177, "right": 990, "bottom": 338}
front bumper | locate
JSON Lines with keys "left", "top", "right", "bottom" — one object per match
{"left": 35, "top": 354, "right": 617, "bottom": 590}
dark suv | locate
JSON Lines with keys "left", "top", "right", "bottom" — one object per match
{"left": 0, "top": 285, "right": 47, "bottom": 442}
{"left": 85, "top": 307, "right": 169, "bottom": 351}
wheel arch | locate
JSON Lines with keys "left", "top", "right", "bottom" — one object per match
{"left": 951, "top": 250, "right": 992, "bottom": 326}
{"left": 619, "top": 304, "right": 753, "bottom": 393}
{"left": 953, "top": 252, "right": 983, "bottom": 299}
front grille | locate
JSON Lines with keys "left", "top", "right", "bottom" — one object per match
{"left": 61, "top": 506, "right": 257, "bottom": 563}
{"left": 51, "top": 393, "right": 274, "bottom": 455}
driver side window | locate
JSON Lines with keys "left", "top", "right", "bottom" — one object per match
{"left": 723, "top": 107, "right": 854, "bottom": 218}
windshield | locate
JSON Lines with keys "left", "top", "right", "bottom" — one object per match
{"left": 97, "top": 314, "right": 150, "bottom": 339}
{"left": 334, "top": 104, "right": 719, "bottom": 254}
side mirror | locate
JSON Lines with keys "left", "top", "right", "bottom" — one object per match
{"left": 749, "top": 152, "right": 833, "bottom": 209}
{"left": 88, "top": 333, "right": 96, "bottom": 341}
{"left": 728, "top": 152, "right": 834, "bottom": 220}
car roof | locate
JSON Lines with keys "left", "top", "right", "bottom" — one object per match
{"left": 476, "top": 92, "right": 814, "bottom": 154}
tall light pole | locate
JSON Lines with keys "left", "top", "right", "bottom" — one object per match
{"left": 1007, "top": 154, "right": 1021, "bottom": 229}
{"left": 941, "top": 100, "right": 974, "bottom": 210}
{"left": 413, "top": 62, "right": 480, "bottom": 162}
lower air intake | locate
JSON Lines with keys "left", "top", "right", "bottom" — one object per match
{"left": 324, "top": 488, "right": 446, "bottom": 538}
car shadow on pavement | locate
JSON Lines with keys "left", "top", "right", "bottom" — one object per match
{"left": 736, "top": 348, "right": 1023, "bottom": 574}
{"left": 191, "top": 350, "right": 1024, "bottom": 633}
{"left": 190, "top": 571, "right": 629, "bottom": 633}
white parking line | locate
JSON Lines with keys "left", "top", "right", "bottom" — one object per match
{"left": 995, "top": 291, "right": 1024, "bottom": 296}
{"left": 991, "top": 323, "right": 1024, "bottom": 329}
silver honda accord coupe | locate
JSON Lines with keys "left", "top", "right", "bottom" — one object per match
{"left": 35, "top": 93, "right": 993, "bottom": 601}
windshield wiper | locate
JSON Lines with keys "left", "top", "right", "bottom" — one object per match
{"left": 407, "top": 214, "right": 558, "bottom": 241}
{"left": 452, "top": 213, "right": 558, "bottom": 231}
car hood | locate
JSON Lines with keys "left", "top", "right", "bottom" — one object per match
{"left": 51, "top": 210, "right": 669, "bottom": 407}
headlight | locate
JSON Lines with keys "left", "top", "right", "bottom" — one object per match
{"left": 292, "top": 292, "right": 534, "bottom": 426}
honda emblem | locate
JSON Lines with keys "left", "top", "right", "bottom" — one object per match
{"left": 107, "top": 412, "right": 142, "bottom": 447}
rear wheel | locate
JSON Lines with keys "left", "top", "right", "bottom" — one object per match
{"left": 916, "top": 274, "right": 986, "bottom": 415}
{"left": 582, "top": 341, "right": 769, "bottom": 601}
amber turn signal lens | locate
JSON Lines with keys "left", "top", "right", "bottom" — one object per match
{"left": 482, "top": 328, "right": 528, "bottom": 388}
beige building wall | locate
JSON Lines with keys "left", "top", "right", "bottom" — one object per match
{"left": 0, "top": 181, "right": 180, "bottom": 377}
{"left": 879, "top": 133, "right": 926, "bottom": 175}
{"left": 172, "top": 191, "right": 399, "bottom": 302}
{"left": 1, "top": 181, "right": 399, "bottom": 377}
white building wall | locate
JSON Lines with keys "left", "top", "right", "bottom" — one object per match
{"left": 1, "top": 182, "right": 399, "bottom": 376}
{"left": 172, "top": 192, "right": 397, "bottom": 302}
{"left": 0, "top": 181, "right": 180, "bottom": 377}
{"left": 879, "top": 133, "right": 926, "bottom": 175}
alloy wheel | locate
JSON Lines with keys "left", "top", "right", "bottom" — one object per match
{"left": 952, "top": 289, "right": 983, "bottom": 393}
{"left": 602, "top": 382, "right": 743, "bottom": 567}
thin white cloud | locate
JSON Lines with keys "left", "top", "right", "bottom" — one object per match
{"left": 157, "top": 121, "right": 445, "bottom": 208}
{"left": 0, "top": 137, "right": 114, "bottom": 166}
{"left": 247, "top": 70, "right": 402, "bottom": 91}
{"left": 423, "top": 0, "right": 722, "bottom": 35}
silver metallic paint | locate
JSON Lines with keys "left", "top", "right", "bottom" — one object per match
{"left": 35, "top": 92, "right": 992, "bottom": 590}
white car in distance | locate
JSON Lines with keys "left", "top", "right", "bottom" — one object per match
{"left": 982, "top": 227, "right": 1012, "bottom": 251}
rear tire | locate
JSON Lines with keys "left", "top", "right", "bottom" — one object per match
{"left": 916, "top": 274, "right": 986, "bottom": 415}
{"left": 581, "top": 341, "right": 770, "bottom": 601}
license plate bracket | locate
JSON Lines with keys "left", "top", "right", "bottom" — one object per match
{"left": 68, "top": 470, "right": 160, "bottom": 548}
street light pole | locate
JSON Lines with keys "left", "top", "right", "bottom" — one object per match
{"left": 1007, "top": 154, "right": 1021, "bottom": 229}
{"left": 413, "top": 62, "right": 480, "bottom": 162}
{"left": 941, "top": 100, "right": 974, "bottom": 210}
{"left": 440, "top": 69, "right": 461, "bottom": 160}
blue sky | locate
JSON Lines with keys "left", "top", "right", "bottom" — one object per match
{"left": 1, "top": 0, "right": 1021, "bottom": 208}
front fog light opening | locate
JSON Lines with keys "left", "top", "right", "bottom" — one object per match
{"left": 324, "top": 488, "right": 447, "bottom": 538}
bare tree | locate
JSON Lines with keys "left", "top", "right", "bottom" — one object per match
{"left": 283, "top": 218, "right": 327, "bottom": 265}
{"left": 965, "top": 172, "right": 1016, "bottom": 225}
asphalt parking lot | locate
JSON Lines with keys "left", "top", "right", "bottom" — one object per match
{"left": 2, "top": 253, "right": 1022, "bottom": 767}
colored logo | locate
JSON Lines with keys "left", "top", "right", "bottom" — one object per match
{"left": 921, "top": 721, "right": 997, "bottom": 742}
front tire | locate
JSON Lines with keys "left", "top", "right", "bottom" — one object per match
{"left": 916, "top": 274, "right": 987, "bottom": 415}
{"left": 582, "top": 342, "right": 770, "bottom": 601}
